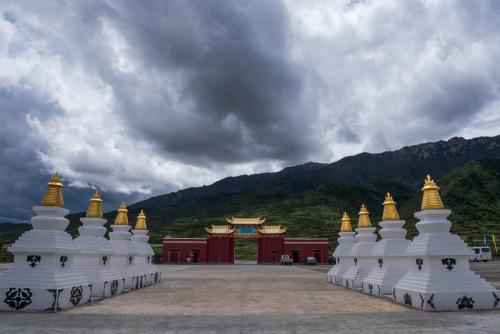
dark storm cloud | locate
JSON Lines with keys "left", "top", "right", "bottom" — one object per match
{"left": 2, "top": 0, "right": 500, "bottom": 224}
{"left": 99, "top": 0, "right": 316, "bottom": 164}
{"left": 0, "top": 88, "right": 148, "bottom": 222}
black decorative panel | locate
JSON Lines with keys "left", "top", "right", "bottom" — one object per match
{"left": 110, "top": 280, "right": 119, "bottom": 296}
{"left": 46, "top": 288, "right": 63, "bottom": 312}
{"left": 456, "top": 295, "right": 474, "bottom": 309}
{"left": 441, "top": 258, "right": 456, "bottom": 271}
{"left": 70, "top": 286, "right": 83, "bottom": 306}
{"left": 416, "top": 258, "right": 423, "bottom": 270}
{"left": 404, "top": 293, "right": 412, "bottom": 306}
{"left": 27, "top": 255, "right": 41, "bottom": 268}
{"left": 60, "top": 256, "right": 67, "bottom": 268}
{"left": 4, "top": 288, "right": 32, "bottom": 310}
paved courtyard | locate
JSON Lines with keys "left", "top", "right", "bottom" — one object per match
{"left": 1, "top": 263, "right": 500, "bottom": 333}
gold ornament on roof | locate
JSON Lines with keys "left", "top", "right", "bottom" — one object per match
{"left": 41, "top": 172, "right": 64, "bottom": 207}
{"left": 135, "top": 209, "right": 147, "bottom": 230}
{"left": 340, "top": 212, "right": 352, "bottom": 232}
{"left": 421, "top": 174, "right": 444, "bottom": 210}
{"left": 114, "top": 202, "right": 129, "bottom": 225}
{"left": 358, "top": 204, "right": 372, "bottom": 228}
{"left": 382, "top": 192, "right": 400, "bottom": 220}
{"left": 258, "top": 225, "right": 286, "bottom": 235}
{"left": 86, "top": 191, "right": 103, "bottom": 218}
{"left": 206, "top": 225, "right": 234, "bottom": 235}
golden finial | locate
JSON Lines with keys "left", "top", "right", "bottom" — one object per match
{"left": 382, "top": 192, "right": 400, "bottom": 220}
{"left": 421, "top": 174, "right": 444, "bottom": 210}
{"left": 358, "top": 204, "right": 372, "bottom": 228}
{"left": 86, "top": 191, "right": 103, "bottom": 218}
{"left": 40, "top": 172, "right": 64, "bottom": 207}
{"left": 340, "top": 212, "right": 352, "bottom": 232}
{"left": 114, "top": 202, "right": 129, "bottom": 225}
{"left": 135, "top": 209, "right": 147, "bottom": 230}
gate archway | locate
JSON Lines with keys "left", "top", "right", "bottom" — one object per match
{"left": 206, "top": 218, "right": 286, "bottom": 264}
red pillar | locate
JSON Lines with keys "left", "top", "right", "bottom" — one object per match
{"left": 207, "top": 235, "right": 234, "bottom": 263}
{"left": 258, "top": 235, "right": 284, "bottom": 264}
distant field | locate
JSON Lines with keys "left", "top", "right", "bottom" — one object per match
{"left": 235, "top": 239, "right": 257, "bottom": 260}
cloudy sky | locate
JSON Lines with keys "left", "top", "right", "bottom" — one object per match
{"left": 1, "top": 0, "right": 500, "bottom": 222}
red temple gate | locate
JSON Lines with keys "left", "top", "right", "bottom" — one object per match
{"left": 162, "top": 217, "right": 329, "bottom": 264}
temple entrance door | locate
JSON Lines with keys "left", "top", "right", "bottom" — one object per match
{"left": 291, "top": 250, "right": 300, "bottom": 264}
{"left": 191, "top": 249, "right": 200, "bottom": 263}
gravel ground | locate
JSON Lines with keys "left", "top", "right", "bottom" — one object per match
{"left": 0, "top": 262, "right": 499, "bottom": 333}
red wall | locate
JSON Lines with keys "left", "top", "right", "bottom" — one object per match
{"left": 258, "top": 235, "right": 284, "bottom": 263}
{"left": 284, "top": 239, "right": 329, "bottom": 264}
{"left": 162, "top": 238, "right": 207, "bottom": 264}
{"left": 163, "top": 236, "right": 329, "bottom": 264}
{"left": 207, "top": 236, "right": 234, "bottom": 263}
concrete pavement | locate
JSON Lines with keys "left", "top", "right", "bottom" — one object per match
{"left": 0, "top": 263, "right": 499, "bottom": 333}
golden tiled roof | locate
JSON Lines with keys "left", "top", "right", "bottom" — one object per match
{"left": 206, "top": 225, "right": 234, "bottom": 235}
{"left": 227, "top": 217, "right": 266, "bottom": 225}
{"left": 258, "top": 225, "right": 286, "bottom": 235}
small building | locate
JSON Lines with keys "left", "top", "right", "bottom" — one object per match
{"left": 162, "top": 218, "right": 329, "bottom": 264}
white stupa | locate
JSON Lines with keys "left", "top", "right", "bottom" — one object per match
{"left": 327, "top": 212, "right": 356, "bottom": 284}
{"left": 341, "top": 204, "right": 377, "bottom": 289}
{"left": 0, "top": 173, "right": 91, "bottom": 311}
{"left": 108, "top": 202, "right": 145, "bottom": 290}
{"left": 362, "top": 193, "right": 411, "bottom": 296}
{"left": 393, "top": 175, "right": 500, "bottom": 311}
{"left": 131, "top": 210, "right": 162, "bottom": 285}
{"left": 73, "top": 192, "right": 124, "bottom": 298}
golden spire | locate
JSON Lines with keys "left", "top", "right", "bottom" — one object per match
{"left": 135, "top": 209, "right": 147, "bottom": 230}
{"left": 86, "top": 191, "right": 103, "bottom": 218}
{"left": 340, "top": 212, "right": 352, "bottom": 232}
{"left": 421, "top": 174, "right": 444, "bottom": 210}
{"left": 357, "top": 204, "right": 372, "bottom": 228}
{"left": 40, "top": 172, "right": 64, "bottom": 207}
{"left": 114, "top": 202, "right": 129, "bottom": 225}
{"left": 382, "top": 192, "right": 400, "bottom": 220}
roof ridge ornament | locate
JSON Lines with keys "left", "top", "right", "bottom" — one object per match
{"left": 382, "top": 192, "right": 400, "bottom": 220}
{"left": 86, "top": 191, "right": 103, "bottom": 218}
{"left": 135, "top": 209, "right": 147, "bottom": 230}
{"left": 358, "top": 204, "right": 372, "bottom": 228}
{"left": 421, "top": 174, "right": 445, "bottom": 210}
{"left": 40, "top": 172, "right": 64, "bottom": 207}
{"left": 340, "top": 212, "right": 352, "bottom": 232}
{"left": 114, "top": 202, "right": 129, "bottom": 225}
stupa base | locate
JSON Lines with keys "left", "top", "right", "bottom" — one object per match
{"left": 393, "top": 288, "right": 500, "bottom": 311}
{"left": 362, "top": 266, "right": 411, "bottom": 296}
{"left": 0, "top": 284, "right": 92, "bottom": 312}
{"left": 341, "top": 264, "right": 375, "bottom": 289}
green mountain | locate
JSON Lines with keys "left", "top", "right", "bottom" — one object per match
{"left": 1, "top": 135, "right": 500, "bottom": 255}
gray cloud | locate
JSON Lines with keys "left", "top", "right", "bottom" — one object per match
{"left": 99, "top": 1, "right": 316, "bottom": 164}
{"left": 1, "top": 0, "right": 500, "bottom": 222}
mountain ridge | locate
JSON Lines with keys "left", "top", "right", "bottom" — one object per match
{"left": 2, "top": 134, "right": 500, "bottom": 254}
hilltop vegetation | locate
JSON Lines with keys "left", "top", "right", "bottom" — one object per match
{"left": 1, "top": 136, "right": 500, "bottom": 258}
